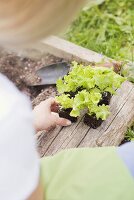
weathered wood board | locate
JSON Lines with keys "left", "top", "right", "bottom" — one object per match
{"left": 37, "top": 81, "right": 134, "bottom": 157}
{"left": 42, "top": 36, "right": 108, "bottom": 64}
{"left": 37, "top": 37, "right": 134, "bottom": 157}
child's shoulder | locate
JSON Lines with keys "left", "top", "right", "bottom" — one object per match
{"left": 0, "top": 74, "right": 39, "bottom": 200}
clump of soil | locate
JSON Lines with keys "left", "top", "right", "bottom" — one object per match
{"left": 83, "top": 91, "right": 112, "bottom": 128}
{"left": 83, "top": 114, "right": 103, "bottom": 129}
{"left": 98, "top": 92, "right": 112, "bottom": 106}
{"left": 59, "top": 108, "right": 78, "bottom": 123}
{"left": 0, "top": 48, "right": 64, "bottom": 107}
{"left": 65, "top": 86, "right": 83, "bottom": 98}
{"left": 32, "top": 86, "right": 57, "bottom": 107}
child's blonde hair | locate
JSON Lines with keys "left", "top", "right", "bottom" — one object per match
{"left": 0, "top": 0, "right": 86, "bottom": 48}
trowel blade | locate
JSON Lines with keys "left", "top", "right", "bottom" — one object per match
{"left": 35, "top": 61, "right": 70, "bottom": 86}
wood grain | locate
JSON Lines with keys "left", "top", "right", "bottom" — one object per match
{"left": 79, "top": 81, "right": 134, "bottom": 147}
{"left": 42, "top": 36, "right": 108, "bottom": 64}
{"left": 37, "top": 81, "right": 134, "bottom": 156}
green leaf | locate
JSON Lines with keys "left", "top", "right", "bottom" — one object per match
{"left": 56, "top": 79, "right": 66, "bottom": 93}
{"left": 125, "top": 126, "right": 134, "bottom": 141}
{"left": 89, "top": 104, "right": 110, "bottom": 120}
{"left": 121, "top": 62, "right": 134, "bottom": 83}
{"left": 73, "top": 90, "right": 90, "bottom": 110}
{"left": 112, "top": 74, "right": 126, "bottom": 88}
{"left": 70, "top": 109, "right": 80, "bottom": 117}
{"left": 105, "top": 87, "right": 116, "bottom": 95}
{"left": 89, "top": 89, "right": 102, "bottom": 104}
{"left": 55, "top": 94, "right": 73, "bottom": 109}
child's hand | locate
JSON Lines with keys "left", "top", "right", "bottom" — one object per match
{"left": 33, "top": 98, "right": 71, "bottom": 132}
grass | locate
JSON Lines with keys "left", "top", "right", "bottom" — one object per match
{"left": 66, "top": 0, "right": 134, "bottom": 61}
{"left": 125, "top": 125, "right": 134, "bottom": 141}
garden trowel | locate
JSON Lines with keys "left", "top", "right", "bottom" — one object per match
{"left": 33, "top": 61, "right": 70, "bottom": 86}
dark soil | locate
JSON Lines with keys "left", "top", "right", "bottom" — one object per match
{"left": 65, "top": 87, "right": 83, "bottom": 98}
{"left": 0, "top": 48, "right": 66, "bottom": 107}
{"left": 59, "top": 108, "right": 78, "bottom": 123}
{"left": 65, "top": 91, "right": 77, "bottom": 98}
{"left": 98, "top": 92, "right": 112, "bottom": 106}
{"left": 83, "top": 113, "right": 103, "bottom": 129}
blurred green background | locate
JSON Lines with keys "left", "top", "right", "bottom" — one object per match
{"left": 66, "top": 0, "right": 134, "bottom": 61}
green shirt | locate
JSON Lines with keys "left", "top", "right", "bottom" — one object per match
{"left": 41, "top": 147, "right": 134, "bottom": 200}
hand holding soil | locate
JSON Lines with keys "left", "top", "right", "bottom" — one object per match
{"left": 33, "top": 98, "right": 71, "bottom": 132}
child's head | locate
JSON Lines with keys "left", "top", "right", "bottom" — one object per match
{"left": 0, "top": 0, "right": 86, "bottom": 48}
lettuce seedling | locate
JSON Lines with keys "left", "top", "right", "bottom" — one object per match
{"left": 56, "top": 62, "right": 126, "bottom": 126}
{"left": 57, "top": 62, "right": 126, "bottom": 95}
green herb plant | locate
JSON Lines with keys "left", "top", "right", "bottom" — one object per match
{"left": 56, "top": 62, "right": 126, "bottom": 121}
{"left": 125, "top": 125, "right": 134, "bottom": 141}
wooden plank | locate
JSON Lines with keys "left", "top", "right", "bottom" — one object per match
{"left": 37, "top": 81, "right": 134, "bottom": 156}
{"left": 36, "top": 126, "right": 62, "bottom": 157}
{"left": 42, "top": 36, "right": 109, "bottom": 64}
{"left": 79, "top": 81, "right": 134, "bottom": 147}
{"left": 96, "top": 90, "right": 134, "bottom": 146}
{"left": 62, "top": 82, "right": 134, "bottom": 149}
{"left": 44, "top": 113, "right": 85, "bottom": 156}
